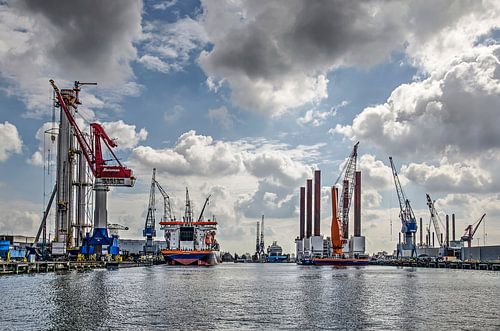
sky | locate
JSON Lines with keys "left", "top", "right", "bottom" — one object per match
{"left": 0, "top": 0, "right": 499, "bottom": 255}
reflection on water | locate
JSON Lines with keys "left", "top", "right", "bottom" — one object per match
{"left": 0, "top": 265, "right": 499, "bottom": 330}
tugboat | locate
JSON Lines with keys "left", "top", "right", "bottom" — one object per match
{"left": 160, "top": 188, "right": 220, "bottom": 266}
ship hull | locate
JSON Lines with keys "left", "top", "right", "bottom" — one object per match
{"left": 161, "top": 250, "right": 220, "bottom": 266}
{"left": 300, "top": 258, "right": 370, "bottom": 266}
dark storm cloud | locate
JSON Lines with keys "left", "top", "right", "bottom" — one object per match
{"left": 12, "top": 0, "right": 142, "bottom": 84}
{"left": 199, "top": 0, "right": 489, "bottom": 114}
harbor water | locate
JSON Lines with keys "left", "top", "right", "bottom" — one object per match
{"left": 0, "top": 264, "right": 499, "bottom": 330}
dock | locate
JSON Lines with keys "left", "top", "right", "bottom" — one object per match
{"left": 0, "top": 260, "right": 155, "bottom": 275}
{"left": 371, "top": 260, "right": 500, "bottom": 271}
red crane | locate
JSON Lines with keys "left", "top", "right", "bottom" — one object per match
{"left": 461, "top": 214, "right": 486, "bottom": 248}
{"left": 49, "top": 79, "right": 134, "bottom": 186}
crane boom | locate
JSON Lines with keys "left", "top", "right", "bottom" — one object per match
{"left": 339, "top": 142, "right": 359, "bottom": 240}
{"left": 197, "top": 195, "right": 211, "bottom": 222}
{"left": 155, "top": 179, "right": 174, "bottom": 222}
{"left": 461, "top": 213, "right": 486, "bottom": 248}
{"left": 50, "top": 79, "right": 134, "bottom": 187}
{"left": 426, "top": 194, "right": 443, "bottom": 246}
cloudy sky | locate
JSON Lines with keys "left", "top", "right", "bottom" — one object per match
{"left": 0, "top": 0, "right": 499, "bottom": 254}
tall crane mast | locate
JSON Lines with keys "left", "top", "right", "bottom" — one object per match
{"left": 255, "top": 221, "right": 260, "bottom": 257}
{"left": 184, "top": 188, "right": 193, "bottom": 223}
{"left": 259, "top": 215, "right": 265, "bottom": 256}
{"left": 144, "top": 168, "right": 157, "bottom": 255}
{"left": 426, "top": 194, "right": 444, "bottom": 247}
{"left": 334, "top": 142, "right": 359, "bottom": 241}
{"left": 461, "top": 214, "right": 486, "bottom": 248}
{"left": 389, "top": 157, "right": 417, "bottom": 258}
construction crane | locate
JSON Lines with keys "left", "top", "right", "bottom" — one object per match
{"left": 426, "top": 194, "right": 445, "bottom": 253}
{"left": 329, "top": 142, "right": 359, "bottom": 256}
{"left": 144, "top": 169, "right": 158, "bottom": 255}
{"left": 334, "top": 142, "right": 359, "bottom": 241}
{"left": 461, "top": 214, "right": 486, "bottom": 248}
{"left": 154, "top": 178, "right": 174, "bottom": 222}
{"left": 255, "top": 220, "right": 260, "bottom": 258}
{"left": 197, "top": 195, "right": 211, "bottom": 222}
{"left": 389, "top": 157, "right": 417, "bottom": 258}
{"left": 50, "top": 79, "right": 135, "bottom": 256}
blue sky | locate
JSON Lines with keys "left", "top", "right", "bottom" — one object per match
{"left": 0, "top": 0, "right": 499, "bottom": 254}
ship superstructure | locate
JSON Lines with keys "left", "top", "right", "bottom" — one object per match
{"left": 160, "top": 188, "right": 220, "bottom": 266}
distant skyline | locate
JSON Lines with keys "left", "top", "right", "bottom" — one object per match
{"left": 0, "top": 0, "right": 499, "bottom": 254}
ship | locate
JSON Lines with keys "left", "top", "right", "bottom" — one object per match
{"left": 266, "top": 241, "right": 289, "bottom": 262}
{"left": 159, "top": 188, "right": 220, "bottom": 266}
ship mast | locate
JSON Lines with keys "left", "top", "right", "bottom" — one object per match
{"left": 184, "top": 188, "right": 193, "bottom": 223}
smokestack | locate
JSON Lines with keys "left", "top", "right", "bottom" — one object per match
{"left": 446, "top": 214, "right": 449, "bottom": 247}
{"left": 432, "top": 232, "right": 435, "bottom": 247}
{"left": 300, "top": 187, "right": 305, "bottom": 239}
{"left": 354, "top": 171, "right": 361, "bottom": 237}
{"left": 306, "top": 179, "right": 312, "bottom": 238}
{"left": 440, "top": 233, "right": 443, "bottom": 246}
{"left": 314, "top": 170, "right": 321, "bottom": 236}
{"left": 342, "top": 179, "right": 349, "bottom": 239}
{"left": 452, "top": 214, "right": 456, "bottom": 241}
{"left": 419, "top": 217, "right": 423, "bottom": 246}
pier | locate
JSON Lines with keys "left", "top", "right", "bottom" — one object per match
{"left": 0, "top": 260, "right": 154, "bottom": 275}
{"left": 371, "top": 260, "right": 500, "bottom": 271}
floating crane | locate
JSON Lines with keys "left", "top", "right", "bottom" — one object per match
{"left": 331, "top": 142, "right": 359, "bottom": 255}
{"left": 461, "top": 214, "right": 486, "bottom": 248}
{"left": 389, "top": 157, "right": 417, "bottom": 258}
{"left": 50, "top": 79, "right": 135, "bottom": 256}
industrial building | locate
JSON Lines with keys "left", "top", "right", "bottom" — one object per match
{"left": 119, "top": 239, "right": 168, "bottom": 255}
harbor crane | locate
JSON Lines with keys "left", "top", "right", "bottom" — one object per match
{"left": 426, "top": 194, "right": 448, "bottom": 256}
{"left": 144, "top": 168, "right": 175, "bottom": 255}
{"left": 144, "top": 169, "right": 158, "bottom": 255}
{"left": 331, "top": 142, "right": 359, "bottom": 255}
{"left": 461, "top": 214, "right": 486, "bottom": 248}
{"left": 255, "top": 215, "right": 265, "bottom": 261}
{"left": 155, "top": 178, "right": 174, "bottom": 223}
{"left": 335, "top": 142, "right": 359, "bottom": 241}
{"left": 389, "top": 157, "right": 417, "bottom": 258}
{"left": 50, "top": 79, "right": 135, "bottom": 256}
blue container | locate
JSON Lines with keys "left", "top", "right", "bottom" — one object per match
{"left": 0, "top": 240, "right": 10, "bottom": 251}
